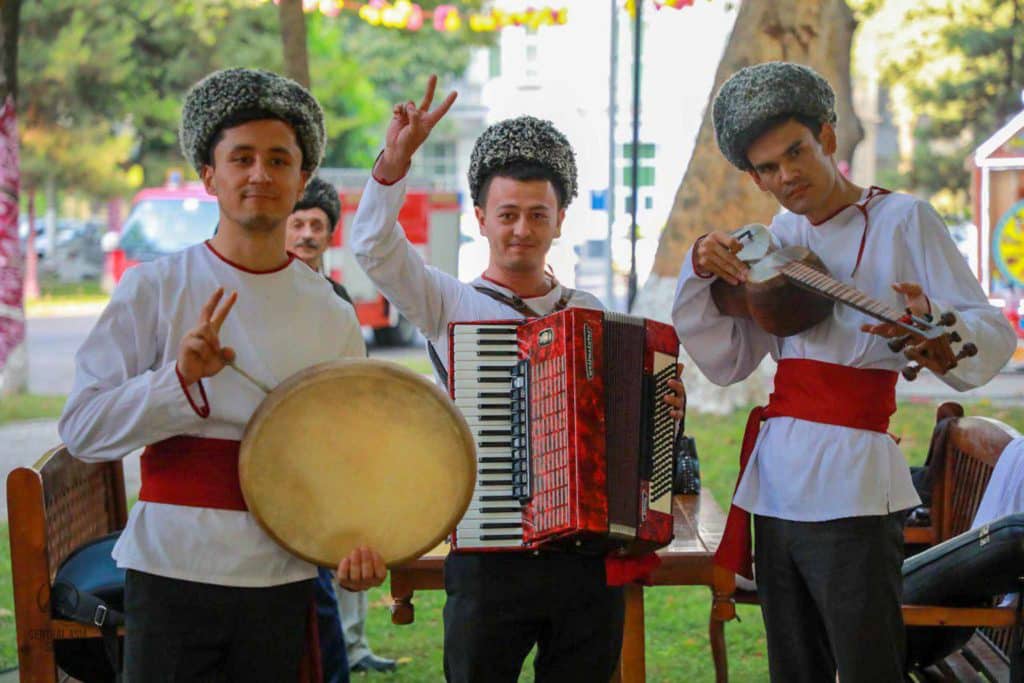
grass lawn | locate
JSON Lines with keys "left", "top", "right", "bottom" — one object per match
{"left": 2, "top": 401, "right": 1022, "bottom": 678}
{"left": 0, "top": 394, "right": 66, "bottom": 426}
{"left": 24, "top": 277, "right": 109, "bottom": 317}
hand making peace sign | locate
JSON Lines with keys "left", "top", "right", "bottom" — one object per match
{"left": 176, "top": 288, "right": 238, "bottom": 386}
{"left": 374, "top": 74, "right": 458, "bottom": 184}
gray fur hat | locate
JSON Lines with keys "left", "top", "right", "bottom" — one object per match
{"left": 712, "top": 62, "right": 837, "bottom": 171}
{"left": 468, "top": 115, "right": 578, "bottom": 206}
{"left": 179, "top": 68, "right": 325, "bottom": 173}
{"left": 293, "top": 176, "right": 340, "bottom": 231}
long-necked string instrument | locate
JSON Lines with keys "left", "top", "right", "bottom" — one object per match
{"left": 710, "top": 224, "right": 978, "bottom": 381}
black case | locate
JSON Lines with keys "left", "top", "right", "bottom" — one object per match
{"left": 903, "top": 512, "right": 1024, "bottom": 670}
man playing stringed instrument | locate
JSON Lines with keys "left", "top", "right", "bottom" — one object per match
{"left": 59, "top": 68, "right": 385, "bottom": 682}
{"left": 673, "top": 61, "right": 1016, "bottom": 682}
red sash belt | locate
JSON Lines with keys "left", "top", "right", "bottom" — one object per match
{"left": 138, "top": 436, "right": 248, "bottom": 511}
{"left": 714, "top": 359, "right": 898, "bottom": 579}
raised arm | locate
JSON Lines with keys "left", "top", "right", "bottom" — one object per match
{"left": 349, "top": 76, "right": 467, "bottom": 341}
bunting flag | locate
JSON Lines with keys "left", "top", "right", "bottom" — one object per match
{"left": 276, "top": 1, "right": 569, "bottom": 32}
{"left": 625, "top": 0, "right": 704, "bottom": 17}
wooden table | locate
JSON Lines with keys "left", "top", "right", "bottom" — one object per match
{"left": 389, "top": 490, "right": 737, "bottom": 683}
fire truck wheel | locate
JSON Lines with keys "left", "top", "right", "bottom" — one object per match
{"left": 373, "top": 315, "right": 417, "bottom": 347}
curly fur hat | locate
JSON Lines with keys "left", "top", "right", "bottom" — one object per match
{"left": 468, "top": 115, "right": 578, "bottom": 207}
{"left": 293, "top": 176, "right": 340, "bottom": 231}
{"left": 712, "top": 62, "right": 837, "bottom": 171}
{"left": 179, "top": 68, "right": 325, "bottom": 173}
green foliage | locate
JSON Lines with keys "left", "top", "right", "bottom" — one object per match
{"left": 16, "top": 0, "right": 497, "bottom": 196}
{"left": 876, "top": 0, "right": 1024, "bottom": 202}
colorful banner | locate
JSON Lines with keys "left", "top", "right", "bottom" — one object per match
{"left": 276, "top": 1, "right": 569, "bottom": 32}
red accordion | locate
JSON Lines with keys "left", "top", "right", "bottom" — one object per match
{"left": 448, "top": 308, "right": 679, "bottom": 554}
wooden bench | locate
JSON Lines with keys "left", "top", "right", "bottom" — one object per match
{"left": 7, "top": 445, "right": 128, "bottom": 682}
{"left": 389, "top": 488, "right": 734, "bottom": 683}
{"left": 901, "top": 403, "right": 1023, "bottom": 682}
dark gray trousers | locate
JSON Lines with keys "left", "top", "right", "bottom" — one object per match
{"left": 442, "top": 552, "right": 625, "bottom": 683}
{"left": 754, "top": 513, "right": 906, "bottom": 683}
{"left": 123, "top": 569, "right": 313, "bottom": 683}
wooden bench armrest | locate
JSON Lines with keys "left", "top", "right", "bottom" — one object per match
{"left": 901, "top": 605, "right": 1019, "bottom": 628}
{"left": 903, "top": 526, "right": 937, "bottom": 546}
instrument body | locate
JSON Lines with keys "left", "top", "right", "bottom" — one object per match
{"left": 708, "top": 224, "right": 977, "bottom": 380}
{"left": 239, "top": 359, "right": 477, "bottom": 567}
{"left": 711, "top": 245, "right": 835, "bottom": 337}
{"left": 448, "top": 308, "right": 678, "bottom": 555}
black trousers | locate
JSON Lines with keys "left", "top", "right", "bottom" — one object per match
{"left": 754, "top": 513, "right": 906, "bottom": 683}
{"left": 443, "top": 552, "right": 625, "bottom": 683}
{"left": 123, "top": 569, "right": 313, "bottom": 683}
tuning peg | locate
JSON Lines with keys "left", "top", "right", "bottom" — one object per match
{"left": 888, "top": 334, "right": 913, "bottom": 353}
{"left": 956, "top": 342, "right": 979, "bottom": 361}
{"left": 938, "top": 312, "right": 957, "bottom": 327}
{"left": 949, "top": 331, "right": 962, "bottom": 343}
{"left": 902, "top": 363, "right": 922, "bottom": 381}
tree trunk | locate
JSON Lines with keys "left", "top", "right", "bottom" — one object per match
{"left": 278, "top": 0, "right": 311, "bottom": 89}
{"left": 632, "top": 0, "right": 862, "bottom": 413}
{"left": 0, "top": 0, "right": 26, "bottom": 397}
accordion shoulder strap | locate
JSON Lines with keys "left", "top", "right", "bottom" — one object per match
{"left": 426, "top": 284, "right": 578, "bottom": 386}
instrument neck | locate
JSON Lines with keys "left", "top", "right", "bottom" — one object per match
{"left": 779, "top": 259, "right": 904, "bottom": 324}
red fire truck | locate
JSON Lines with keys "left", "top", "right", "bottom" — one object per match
{"left": 102, "top": 171, "right": 462, "bottom": 346}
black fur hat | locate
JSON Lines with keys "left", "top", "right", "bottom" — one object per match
{"left": 468, "top": 115, "right": 578, "bottom": 207}
{"left": 179, "top": 68, "right": 325, "bottom": 173}
{"left": 712, "top": 61, "right": 837, "bottom": 171}
{"left": 293, "top": 176, "right": 340, "bottom": 231}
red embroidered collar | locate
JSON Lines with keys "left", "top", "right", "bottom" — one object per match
{"left": 205, "top": 240, "right": 295, "bottom": 274}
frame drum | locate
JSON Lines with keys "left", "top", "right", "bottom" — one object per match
{"left": 239, "top": 359, "right": 476, "bottom": 567}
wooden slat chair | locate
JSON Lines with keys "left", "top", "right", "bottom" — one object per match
{"left": 7, "top": 445, "right": 128, "bottom": 682}
{"left": 903, "top": 406, "right": 1024, "bottom": 682}
{"left": 730, "top": 403, "right": 1023, "bottom": 681}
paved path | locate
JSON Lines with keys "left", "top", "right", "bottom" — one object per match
{"left": 0, "top": 419, "right": 141, "bottom": 520}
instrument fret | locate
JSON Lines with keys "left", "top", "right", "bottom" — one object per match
{"left": 779, "top": 260, "right": 904, "bottom": 325}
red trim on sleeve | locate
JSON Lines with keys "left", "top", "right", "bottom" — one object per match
{"left": 176, "top": 365, "right": 210, "bottom": 418}
{"left": 371, "top": 150, "right": 409, "bottom": 186}
{"left": 691, "top": 235, "right": 714, "bottom": 279}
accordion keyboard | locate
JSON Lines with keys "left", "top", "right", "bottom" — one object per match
{"left": 451, "top": 324, "right": 525, "bottom": 549}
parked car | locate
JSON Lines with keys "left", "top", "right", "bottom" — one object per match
{"left": 103, "top": 182, "right": 219, "bottom": 288}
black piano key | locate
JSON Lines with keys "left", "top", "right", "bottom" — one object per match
{"left": 471, "top": 327, "right": 516, "bottom": 335}
{"left": 479, "top": 534, "right": 523, "bottom": 541}
{"left": 480, "top": 495, "right": 518, "bottom": 502}
{"left": 477, "top": 350, "right": 518, "bottom": 357}
{"left": 479, "top": 480, "right": 515, "bottom": 487}
{"left": 479, "top": 456, "right": 513, "bottom": 464}
{"left": 479, "top": 429, "right": 512, "bottom": 437}
{"left": 477, "top": 392, "right": 512, "bottom": 399}
{"left": 479, "top": 441, "right": 512, "bottom": 448}
{"left": 480, "top": 522, "right": 522, "bottom": 529}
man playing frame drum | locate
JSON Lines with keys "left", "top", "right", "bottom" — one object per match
{"left": 59, "top": 68, "right": 385, "bottom": 682}
{"left": 672, "top": 61, "right": 1016, "bottom": 682}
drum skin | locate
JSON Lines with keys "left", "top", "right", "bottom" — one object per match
{"left": 239, "top": 359, "right": 476, "bottom": 567}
